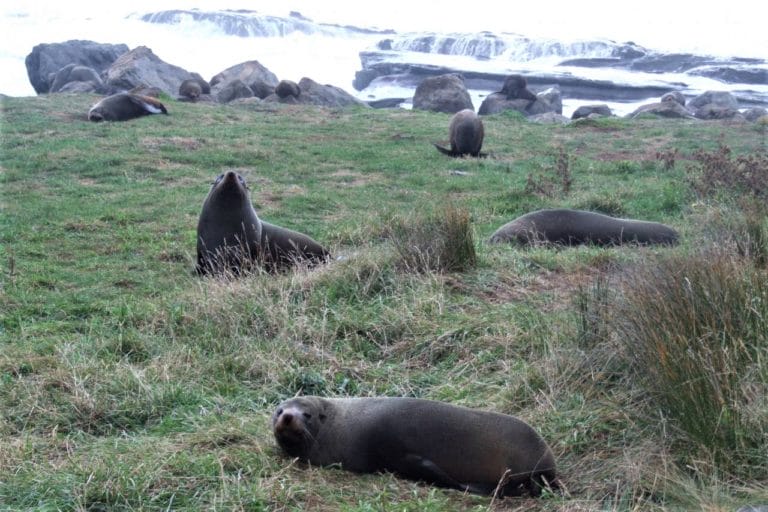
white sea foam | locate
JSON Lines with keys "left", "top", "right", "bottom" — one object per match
{"left": 2, "top": 0, "right": 766, "bottom": 107}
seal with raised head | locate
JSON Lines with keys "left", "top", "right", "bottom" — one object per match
{"left": 196, "top": 171, "right": 330, "bottom": 275}
{"left": 272, "top": 396, "right": 558, "bottom": 498}
{"left": 88, "top": 92, "right": 168, "bottom": 122}
{"left": 433, "top": 109, "right": 485, "bottom": 157}
{"left": 489, "top": 208, "right": 679, "bottom": 246}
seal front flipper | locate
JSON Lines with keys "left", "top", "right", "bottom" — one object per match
{"left": 395, "top": 454, "right": 468, "bottom": 490}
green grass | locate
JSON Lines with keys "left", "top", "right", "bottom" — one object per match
{"left": 1, "top": 93, "right": 767, "bottom": 511}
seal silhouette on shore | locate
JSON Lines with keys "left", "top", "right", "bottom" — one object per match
{"left": 489, "top": 208, "right": 679, "bottom": 246}
{"left": 433, "top": 109, "right": 485, "bottom": 157}
{"left": 196, "top": 171, "right": 331, "bottom": 275}
{"left": 272, "top": 396, "right": 558, "bottom": 498}
{"left": 88, "top": 92, "right": 168, "bottom": 122}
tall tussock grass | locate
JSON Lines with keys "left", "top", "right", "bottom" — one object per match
{"left": 612, "top": 250, "right": 768, "bottom": 479}
{"left": 388, "top": 204, "right": 476, "bottom": 273}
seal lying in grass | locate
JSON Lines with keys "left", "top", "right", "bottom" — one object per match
{"left": 196, "top": 171, "right": 331, "bottom": 275}
{"left": 88, "top": 92, "right": 168, "bottom": 122}
{"left": 433, "top": 109, "right": 486, "bottom": 157}
{"left": 272, "top": 395, "right": 559, "bottom": 498}
{"left": 489, "top": 208, "right": 679, "bottom": 246}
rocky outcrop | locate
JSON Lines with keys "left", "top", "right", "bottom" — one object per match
{"left": 210, "top": 60, "right": 278, "bottom": 90}
{"left": 629, "top": 101, "right": 695, "bottom": 119}
{"left": 25, "top": 40, "right": 128, "bottom": 94}
{"left": 215, "top": 79, "right": 254, "bottom": 103}
{"left": 687, "top": 91, "right": 741, "bottom": 120}
{"left": 478, "top": 76, "right": 560, "bottom": 116}
{"left": 572, "top": 104, "right": 613, "bottom": 119}
{"left": 263, "top": 77, "right": 367, "bottom": 107}
{"left": 49, "top": 64, "right": 104, "bottom": 93}
{"left": 412, "top": 74, "right": 473, "bottom": 113}
{"left": 743, "top": 107, "right": 768, "bottom": 122}
{"left": 104, "top": 46, "right": 196, "bottom": 96}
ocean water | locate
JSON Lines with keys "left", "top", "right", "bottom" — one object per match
{"left": 2, "top": 0, "right": 766, "bottom": 117}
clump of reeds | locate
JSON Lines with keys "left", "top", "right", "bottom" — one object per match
{"left": 388, "top": 204, "right": 477, "bottom": 273}
{"left": 611, "top": 250, "right": 768, "bottom": 479}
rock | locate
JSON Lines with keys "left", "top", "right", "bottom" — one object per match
{"left": 528, "top": 112, "right": 571, "bottom": 124}
{"left": 693, "top": 105, "right": 742, "bottom": 120}
{"left": 25, "top": 40, "right": 128, "bottom": 94}
{"left": 104, "top": 46, "right": 196, "bottom": 96}
{"left": 250, "top": 80, "right": 275, "bottom": 99}
{"left": 537, "top": 86, "right": 563, "bottom": 115}
{"left": 687, "top": 90, "right": 739, "bottom": 110}
{"left": 210, "top": 60, "right": 278, "bottom": 89}
{"left": 58, "top": 81, "right": 101, "bottom": 94}
{"left": 572, "top": 104, "right": 613, "bottom": 119}
{"left": 287, "top": 77, "right": 367, "bottom": 107}
{"left": 629, "top": 101, "right": 695, "bottom": 119}
{"left": 661, "top": 91, "right": 686, "bottom": 106}
{"left": 215, "top": 79, "right": 254, "bottom": 103}
{"left": 743, "top": 107, "right": 768, "bottom": 122}
{"left": 49, "top": 64, "right": 103, "bottom": 93}
{"left": 412, "top": 73, "right": 473, "bottom": 114}
{"left": 690, "top": 66, "right": 768, "bottom": 85}
{"left": 275, "top": 79, "right": 300, "bottom": 99}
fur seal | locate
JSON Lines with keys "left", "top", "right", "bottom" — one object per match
{"left": 433, "top": 109, "right": 485, "bottom": 157}
{"left": 489, "top": 208, "right": 679, "bottom": 246}
{"left": 272, "top": 396, "right": 558, "bottom": 498}
{"left": 196, "top": 171, "right": 330, "bottom": 275}
{"left": 275, "top": 80, "right": 300, "bottom": 99}
{"left": 88, "top": 92, "right": 168, "bottom": 122}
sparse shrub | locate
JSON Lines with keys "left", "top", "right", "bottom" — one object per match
{"left": 388, "top": 204, "right": 476, "bottom": 273}
{"left": 687, "top": 142, "right": 768, "bottom": 200}
{"left": 655, "top": 148, "right": 678, "bottom": 171}
{"left": 613, "top": 251, "right": 768, "bottom": 479}
{"left": 524, "top": 146, "right": 573, "bottom": 198}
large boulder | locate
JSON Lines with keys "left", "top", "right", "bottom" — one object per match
{"left": 572, "top": 104, "right": 613, "bottom": 119}
{"left": 743, "top": 107, "right": 768, "bottom": 122}
{"left": 210, "top": 60, "right": 278, "bottom": 89}
{"left": 412, "top": 73, "right": 473, "bottom": 114}
{"left": 687, "top": 90, "right": 738, "bottom": 110}
{"left": 629, "top": 101, "right": 695, "bottom": 119}
{"left": 104, "top": 46, "right": 195, "bottom": 96}
{"left": 216, "top": 79, "right": 254, "bottom": 103}
{"left": 25, "top": 40, "right": 128, "bottom": 94}
{"left": 49, "top": 64, "right": 104, "bottom": 93}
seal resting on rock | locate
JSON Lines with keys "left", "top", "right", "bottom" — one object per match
{"left": 489, "top": 208, "right": 679, "bottom": 246}
{"left": 272, "top": 396, "right": 558, "bottom": 498}
{"left": 433, "top": 109, "right": 485, "bottom": 157}
{"left": 196, "top": 171, "right": 330, "bottom": 275}
{"left": 88, "top": 92, "right": 168, "bottom": 122}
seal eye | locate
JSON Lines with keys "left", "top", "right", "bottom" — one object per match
{"left": 276, "top": 408, "right": 283, "bottom": 416}
{"left": 212, "top": 173, "right": 224, "bottom": 185}
{"left": 303, "top": 412, "right": 312, "bottom": 419}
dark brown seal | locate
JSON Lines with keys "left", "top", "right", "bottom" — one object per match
{"left": 196, "top": 171, "right": 330, "bottom": 275}
{"left": 275, "top": 80, "right": 300, "bottom": 99}
{"left": 489, "top": 208, "right": 679, "bottom": 246}
{"left": 272, "top": 396, "right": 558, "bottom": 498}
{"left": 88, "top": 92, "right": 168, "bottom": 122}
{"left": 433, "top": 109, "right": 485, "bottom": 157}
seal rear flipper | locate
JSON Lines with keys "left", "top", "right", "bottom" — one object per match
{"left": 129, "top": 94, "right": 168, "bottom": 115}
{"left": 433, "top": 143, "right": 457, "bottom": 157}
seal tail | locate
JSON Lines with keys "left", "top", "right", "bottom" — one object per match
{"left": 433, "top": 143, "right": 457, "bottom": 157}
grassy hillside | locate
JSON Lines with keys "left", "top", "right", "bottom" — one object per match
{"left": 1, "top": 93, "right": 766, "bottom": 511}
